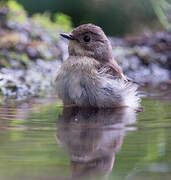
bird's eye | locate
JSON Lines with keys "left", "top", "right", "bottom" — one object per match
{"left": 83, "top": 35, "right": 90, "bottom": 42}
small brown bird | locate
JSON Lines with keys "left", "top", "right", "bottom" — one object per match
{"left": 56, "top": 24, "right": 140, "bottom": 109}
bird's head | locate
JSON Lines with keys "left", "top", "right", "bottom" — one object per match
{"left": 60, "top": 24, "right": 113, "bottom": 62}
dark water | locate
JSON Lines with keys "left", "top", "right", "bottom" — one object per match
{"left": 0, "top": 94, "right": 171, "bottom": 180}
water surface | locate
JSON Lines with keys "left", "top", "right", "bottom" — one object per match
{"left": 0, "top": 94, "right": 171, "bottom": 180}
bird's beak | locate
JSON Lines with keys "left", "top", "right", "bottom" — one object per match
{"left": 60, "top": 33, "right": 75, "bottom": 40}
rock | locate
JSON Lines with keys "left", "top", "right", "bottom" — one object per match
{"left": 0, "top": 1, "right": 170, "bottom": 98}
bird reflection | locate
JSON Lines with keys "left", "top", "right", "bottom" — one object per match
{"left": 56, "top": 107, "right": 137, "bottom": 180}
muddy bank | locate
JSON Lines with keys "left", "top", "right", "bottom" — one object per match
{"left": 0, "top": 2, "right": 170, "bottom": 98}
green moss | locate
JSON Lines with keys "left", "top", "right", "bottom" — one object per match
{"left": 7, "top": 0, "right": 24, "bottom": 12}
{"left": 7, "top": 0, "right": 27, "bottom": 23}
{"left": 32, "top": 12, "right": 73, "bottom": 32}
{"left": 20, "top": 53, "right": 30, "bottom": 64}
{"left": 0, "top": 95, "right": 4, "bottom": 104}
{"left": 31, "top": 13, "right": 58, "bottom": 41}
{"left": 32, "top": 12, "right": 73, "bottom": 41}
{"left": 9, "top": 52, "right": 29, "bottom": 65}
{"left": 54, "top": 13, "right": 73, "bottom": 32}
{"left": 0, "top": 57, "right": 11, "bottom": 68}
{"left": 32, "top": 13, "right": 55, "bottom": 30}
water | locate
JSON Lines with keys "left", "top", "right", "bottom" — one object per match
{"left": 0, "top": 94, "right": 171, "bottom": 180}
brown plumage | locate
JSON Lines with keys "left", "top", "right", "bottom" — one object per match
{"left": 56, "top": 24, "right": 140, "bottom": 108}
{"left": 67, "top": 24, "right": 125, "bottom": 79}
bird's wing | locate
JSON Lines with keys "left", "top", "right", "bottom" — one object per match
{"left": 103, "top": 59, "right": 128, "bottom": 81}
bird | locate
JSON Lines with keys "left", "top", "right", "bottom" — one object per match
{"left": 56, "top": 24, "right": 140, "bottom": 109}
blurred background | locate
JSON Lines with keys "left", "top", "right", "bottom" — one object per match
{"left": 0, "top": 0, "right": 170, "bottom": 98}
{"left": 2, "top": 0, "right": 171, "bottom": 36}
